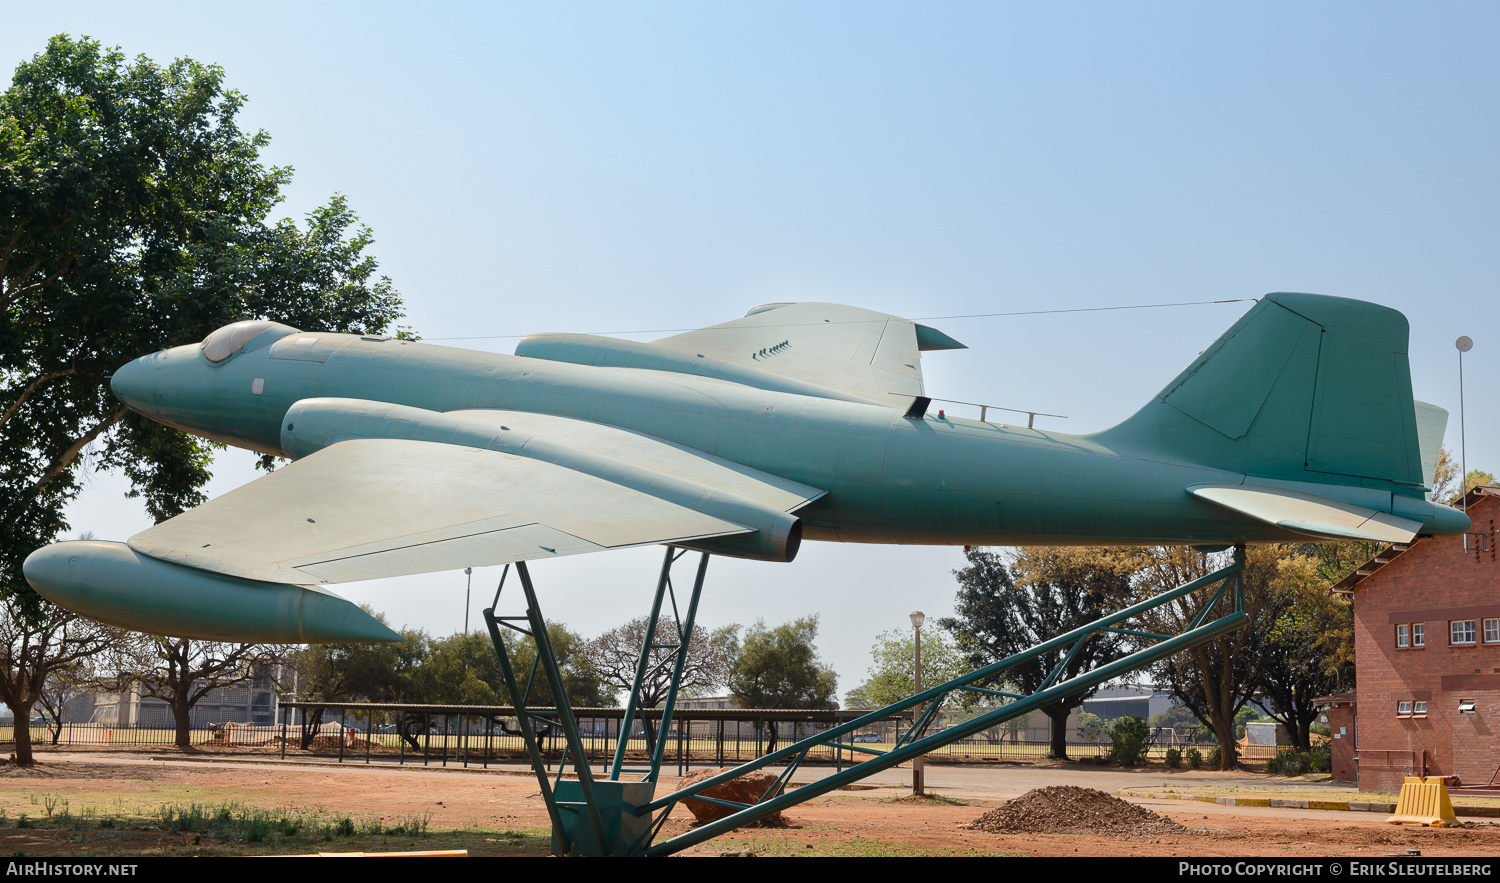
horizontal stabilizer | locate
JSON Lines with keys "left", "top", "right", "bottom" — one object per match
{"left": 1413, "top": 400, "right": 1448, "bottom": 495}
{"left": 1189, "top": 483, "right": 1422, "bottom": 543}
{"left": 653, "top": 302, "right": 947, "bottom": 401}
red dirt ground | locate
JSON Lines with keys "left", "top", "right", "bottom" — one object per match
{"left": 0, "top": 754, "right": 1495, "bottom": 857}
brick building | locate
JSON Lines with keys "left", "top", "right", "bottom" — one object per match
{"left": 1333, "top": 486, "right": 1500, "bottom": 791}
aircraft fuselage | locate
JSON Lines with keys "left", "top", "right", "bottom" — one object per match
{"left": 109, "top": 328, "right": 1465, "bottom": 549}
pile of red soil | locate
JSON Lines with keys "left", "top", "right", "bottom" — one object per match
{"left": 966, "top": 786, "right": 1186, "bottom": 838}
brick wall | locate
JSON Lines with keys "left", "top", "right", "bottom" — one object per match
{"left": 1354, "top": 493, "right": 1500, "bottom": 792}
{"left": 1324, "top": 699, "right": 1356, "bottom": 782}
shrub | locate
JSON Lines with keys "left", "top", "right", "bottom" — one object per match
{"left": 1310, "top": 743, "right": 1331, "bottom": 773}
{"left": 1206, "top": 746, "right": 1222, "bottom": 769}
{"left": 1164, "top": 748, "right": 1182, "bottom": 769}
{"left": 1110, "top": 715, "right": 1151, "bottom": 766}
{"left": 1186, "top": 748, "right": 1203, "bottom": 769}
{"left": 1268, "top": 747, "right": 1326, "bottom": 777}
{"left": 1077, "top": 712, "right": 1109, "bottom": 743}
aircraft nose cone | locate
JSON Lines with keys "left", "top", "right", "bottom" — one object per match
{"left": 110, "top": 354, "right": 157, "bottom": 415}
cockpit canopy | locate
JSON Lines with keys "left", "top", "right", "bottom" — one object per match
{"left": 201, "top": 321, "right": 300, "bottom": 363}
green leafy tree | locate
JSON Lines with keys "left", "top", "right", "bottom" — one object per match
{"left": 940, "top": 547, "right": 1133, "bottom": 760}
{"left": 289, "top": 611, "right": 430, "bottom": 749}
{"left": 497, "top": 624, "right": 614, "bottom": 709}
{"left": 842, "top": 682, "right": 873, "bottom": 711}
{"left": 728, "top": 616, "right": 838, "bottom": 752}
{"left": 860, "top": 627, "right": 968, "bottom": 709}
{"left": 1255, "top": 550, "right": 1355, "bottom": 751}
{"left": 1109, "top": 715, "right": 1150, "bottom": 766}
{"left": 1129, "top": 545, "right": 1284, "bottom": 770}
{"left": 1151, "top": 704, "right": 1212, "bottom": 743}
{"left": 0, "top": 37, "right": 405, "bottom": 763}
{"left": 1076, "top": 711, "right": 1108, "bottom": 743}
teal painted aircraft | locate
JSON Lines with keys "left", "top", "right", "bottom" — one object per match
{"left": 23, "top": 293, "right": 1470, "bottom": 643}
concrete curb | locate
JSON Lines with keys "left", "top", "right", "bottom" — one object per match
{"left": 1122, "top": 789, "right": 1500, "bottom": 819}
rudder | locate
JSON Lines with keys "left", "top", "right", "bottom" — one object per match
{"left": 1100, "top": 293, "right": 1426, "bottom": 491}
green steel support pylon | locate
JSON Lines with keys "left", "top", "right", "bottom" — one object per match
{"left": 485, "top": 545, "right": 1248, "bottom": 856}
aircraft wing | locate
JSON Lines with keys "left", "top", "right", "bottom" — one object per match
{"left": 128, "top": 405, "right": 823, "bottom": 585}
{"left": 651, "top": 302, "right": 965, "bottom": 403}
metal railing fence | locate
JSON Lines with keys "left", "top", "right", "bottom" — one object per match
{"left": 0, "top": 703, "right": 1225, "bottom": 770}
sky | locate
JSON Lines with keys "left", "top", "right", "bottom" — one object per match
{"left": 5, "top": 2, "right": 1498, "bottom": 700}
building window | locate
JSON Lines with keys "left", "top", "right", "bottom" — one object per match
{"left": 1486, "top": 619, "right": 1500, "bottom": 643}
{"left": 1397, "top": 701, "right": 1413, "bottom": 716}
{"left": 1414, "top": 701, "right": 1427, "bottom": 716}
{"left": 1397, "top": 625, "right": 1410, "bottom": 648}
{"left": 1459, "top": 699, "right": 1477, "bottom": 714}
{"left": 1452, "top": 620, "right": 1477, "bottom": 645}
{"left": 1413, "top": 623, "right": 1425, "bottom": 647}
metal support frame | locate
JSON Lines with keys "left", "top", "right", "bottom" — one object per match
{"left": 482, "top": 547, "right": 711, "bottom": 856}
{"left": 638, "top": 545, "right": 1248, "bottom": 856}
{"left": 482, "top": 544, "right": 1248, "bottom": 856}
{"left": 609, "top": 547, "right": 711, "bottom": 784}
{"left": 482, "top": 561, "right": 606, "bottom": 856}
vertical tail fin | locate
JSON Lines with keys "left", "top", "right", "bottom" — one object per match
{"left": 1098, "top": 293, "right": 1427, "bottom": 492}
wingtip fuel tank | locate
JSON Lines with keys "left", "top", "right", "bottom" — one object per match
{"left": 23, "top": 541, "right": 402, "bottom": 643}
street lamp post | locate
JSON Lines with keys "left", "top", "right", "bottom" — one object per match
{"left": 464, "top": 567, "right": 473, "bottom": 634}
{"left": 910, "top": 610, "right": 925, "bottom": 797}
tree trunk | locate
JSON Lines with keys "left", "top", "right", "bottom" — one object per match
{"left": 12, "top": 701, "right": 35, "bottom": 766}
{"left": 172, "top": 693, "right": 194, "bottom": 748}
{"left": 1208, "top": 699, "right": 1238, "bottom": 769}
{"left": 300, "top": 706, "right": 326, "bottom": 750}
{"left": 400, "top": 713, "right": 424, "bottom": 752}
{"left": 1043, "top": 703, "right": 1069, "bottom": 759}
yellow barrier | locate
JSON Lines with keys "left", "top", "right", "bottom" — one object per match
{"left": 1386, "top": 776, "right": 1461, "bottom": 827}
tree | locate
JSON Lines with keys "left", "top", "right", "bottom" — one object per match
{"left": 1127, "top": 546, "right": 1285, "bottom": 770}
{"left": 940, "top": 547, "right": 1133, "bottom": 759}
{"left": 842, "top": 682, "right": 874, "bottom": 711}
{"left": 1459, "top": 470, "right": 1496, "bottom": 499}
{"left": 0, "top": 37, "right": 405, "bottom": 763}
{"left": 859, "top": 627, "right": 968, "bottom": 709}
{"left": 727, "top": 616, "right": 838, "bottom": 753}
{"left": 122, "top": 638, "right": 290, "bottom": 749}
{"left": 1151, "top": 703, "right": 1212, "bottom": 743}
{"left": 1255, "top": 550, "right": 1356, "bottom": 750}
{"left": 1430, "top": 447, "right": 1492, "bottom": 503}
{"left": 289, "top": 611, "right": 430, "bottom": 749}
{"left": 498, "top": 623, "right": 614, "bottom": 709}
{"left": 582, "top": 617, "right": 735, "bottom": 709}
{"left": 0, "top": 593, "right": 121, "bottom": 762}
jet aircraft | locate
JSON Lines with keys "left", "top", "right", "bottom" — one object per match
{"left": 23, "top": 294, "right": 1470, "bottom": 643}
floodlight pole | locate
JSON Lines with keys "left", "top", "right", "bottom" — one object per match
{"left": 1457, "top": 336, "right": 1473, "bottom": 549}
{"left": 910, "top": 610, "right": 925, "bottom": 797}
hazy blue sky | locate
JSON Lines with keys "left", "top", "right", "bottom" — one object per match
{"left": 6, "top": 3, "right": 1497, "bottom": 697}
